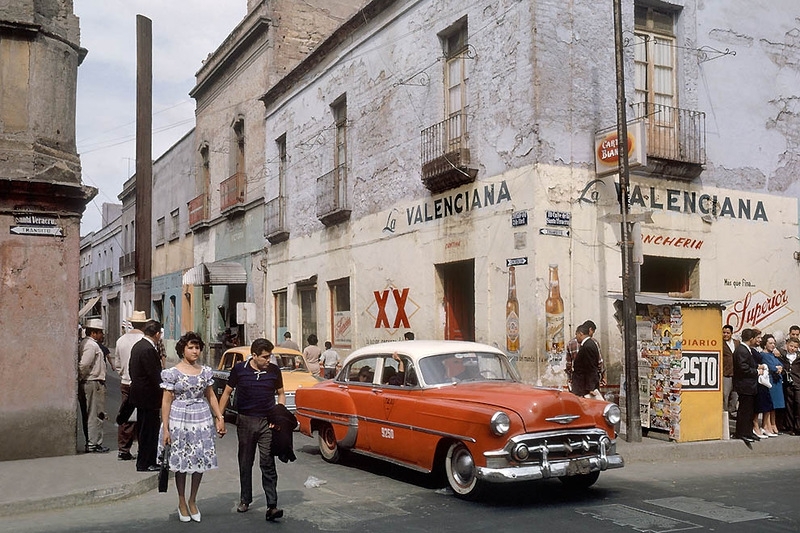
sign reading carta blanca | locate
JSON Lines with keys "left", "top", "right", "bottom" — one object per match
{"left": 594, "top": 120, "right": 646, "bottom": 176}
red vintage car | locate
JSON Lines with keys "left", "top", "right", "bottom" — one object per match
{"left": 295, "top": 340, "right": 623, "bottom": 499}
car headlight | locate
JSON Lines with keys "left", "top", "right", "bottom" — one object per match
{"left": 604, "top": 403, "right": 621, "bottom": 426}
{"left": 490, "top": 411, "right": 510, "bottom": 436}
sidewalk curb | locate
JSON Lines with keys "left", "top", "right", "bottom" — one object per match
{"left": 0, "top": 473, "right": 158, "bottom": 518}
{"left": 616, "top": 434, "right": 800, "bottom": 464}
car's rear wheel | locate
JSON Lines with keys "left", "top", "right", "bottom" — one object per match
{"left": 445, "top": 442, "right": 484, "bottom": 499}
{"left": 559, "top": 470, "right": 600, "bottom": 489}
{"left": 318, "top": 422, "right": 341, "bottom": 463}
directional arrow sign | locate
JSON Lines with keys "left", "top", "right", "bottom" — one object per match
{"left": 10, "top": 225, "right": 64, "bottom": 237}
{"left": 506, "top": 257, "right": 528, "bottom": 267}
{"left": 539, "top": 227, "right": 570, "bottom": 238}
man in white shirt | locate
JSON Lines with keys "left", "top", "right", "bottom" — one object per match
{"left": 320, "top": 341, "right": 340, "bottom": 379}
{"left": 79, "top": 318, "right": 111, "bottom": 453}
{"left": 114, "top": 311, "right": 147, "bottom": 461}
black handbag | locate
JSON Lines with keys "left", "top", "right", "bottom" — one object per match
{"left": 158, "top": 443, "right": 170, "bottom": 493}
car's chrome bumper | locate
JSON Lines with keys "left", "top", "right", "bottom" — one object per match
{"left": 478, "top": 428, "right": 624, "bottom": 482}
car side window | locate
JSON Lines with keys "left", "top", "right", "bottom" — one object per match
{"left": 346, "top": 357, "right": 378, "bottom": 384}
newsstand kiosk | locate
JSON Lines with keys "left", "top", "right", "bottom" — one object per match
{"left": 617, "top": 294, "right": 728, "bottom": 442}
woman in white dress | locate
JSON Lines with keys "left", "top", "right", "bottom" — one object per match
{"left": 160, "top": 332, "right": 226, "bottom": 522}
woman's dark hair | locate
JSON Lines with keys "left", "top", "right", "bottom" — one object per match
{"left": 760, "top": 334, "right": 775, "bottom": 350}
{"left": 176, "top": 331, "right": 205, "bottom": 358}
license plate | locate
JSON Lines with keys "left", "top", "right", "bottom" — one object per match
{"left": 565, "top": 457, "right": 592, "bottom": 476}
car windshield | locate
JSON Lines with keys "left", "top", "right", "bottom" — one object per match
{"left": 276, "top": 354, "right": 308, "bottom": 372}
{"left": 419, "top": 351, "right": 518, "bottom": 385}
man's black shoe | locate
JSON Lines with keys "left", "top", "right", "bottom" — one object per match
{"left": 266, "top": 507, "right": 284, "bottom": 521}
{"left": 88, "top": 445, "right": 110, "bottom": 453}
{"left": 118, "top": 452, "right": 135, "bottom": 461}
{"left": 739, "top": 435, "right": 756, "bottom": 443}
{"left": 137, "top": 465, "right": 159, "bottom": 472}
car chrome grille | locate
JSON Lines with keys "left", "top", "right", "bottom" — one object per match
{"left": 486, "top": 428, "right": 613, "bottom": 469}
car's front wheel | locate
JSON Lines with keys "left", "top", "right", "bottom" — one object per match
{"left": 318, "top": 422, "right": 341, "bottom": 463}
{"left": 445, "top": 442, "right": 484, "bottom": 499}
{"left": 559, "top": 470, "right": 600, "bottom": 489}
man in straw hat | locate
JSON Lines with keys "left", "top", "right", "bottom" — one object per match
{"left": 79, "top": 318, "right": 111, "bottom": 453}
{"left": 114, "top": 311, "right": 147, "bottom": 461}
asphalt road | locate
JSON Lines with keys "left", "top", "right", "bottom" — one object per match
{"left": 8, "top": 412, "right": 800, "bottom": 533}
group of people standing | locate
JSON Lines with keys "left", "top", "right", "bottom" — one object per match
{"left": 727, "top": 324, "right": 800, "bottom": 443}
{"left": 79, "top": 312, "right": 289, "bottom": 523}
{"left": 281, "top": 330, "right": 341, "bottom": 379}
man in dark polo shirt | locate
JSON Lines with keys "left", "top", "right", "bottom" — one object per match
{"left": 219, "top": 338, "right": 285, "bottom": 522}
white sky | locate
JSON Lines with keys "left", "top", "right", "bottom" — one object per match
{"left": 74, "top": 0, "right": 245, "bottom": 235}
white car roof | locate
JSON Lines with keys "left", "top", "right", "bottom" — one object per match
{"left": 342, "top": 340, "right": 506, "bottom": 365}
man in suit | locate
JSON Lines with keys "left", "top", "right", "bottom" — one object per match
{"left": 722, "top": 324, "right": 740, "bottom": 418}
{"left": 128, "top": 319, "right": 163, "bottom": 471}
{"left": 733, "top": 328, "right": 764, "bottom": 442}
{"left": 571, "top": 323, "right": 601, "bottom": 397}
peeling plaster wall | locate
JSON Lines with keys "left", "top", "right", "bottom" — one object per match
{"left": 258, "top": 0, "right": 800, "bottom": 390}
{"left": 697, "top": 1, "right": 800, "bottom": 196}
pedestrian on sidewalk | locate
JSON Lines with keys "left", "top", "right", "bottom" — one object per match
{"left": 733, "top": 328, "right": 766, "bottom": 442}
{"left": 129, "top": 320, "right": 164, "bottom": 471}
{"left": 778, "top": 337, "right": 800, "bottom": 434}
{"left": 320, "top": 341, "right": 340, "bottom": 379}
{"left": 78, "top": 318, "right": 111, "bottom": 453}
{"left": 114, "top": 311, "right": 147, "bottom": 461}
{"left": 722, "top": 324, "right": 740, "bottom": 418}
{"left": 280, "top": 331, "right": 300, "bottom": 352}
{"left": 571, "top": 323, "right": 601, "bottom": 398}
{"left": 303, "top": 334, "right": 322, "bottom": 378}
{"left": 218, "top": 338, "right": 286, "bottom": 522}
{"left": 160, "top": 332, "right": 226, "bottom": 523}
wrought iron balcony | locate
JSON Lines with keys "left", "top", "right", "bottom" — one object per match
{"left": 316, "top": 164, "right": 351, "bottom": 227}
{"left": 118, "top": 253, "right": 135, "bottom": 276}
{"left": 265, "top": 196, "right": 289, "bottom": 244}
{"left": 420, "top": 110, "right": 478, "bottom": 193}
{"left": 220, "top": 172, "right": 246, "bottom": 215}
{"left": 188, "top": 193, "right": 209, "bottom": 230}
{"left": 632, "top": 102, "right": 706, "bottom": 180}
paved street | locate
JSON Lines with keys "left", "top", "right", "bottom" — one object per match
{"left": 4, "top": 419, "right": 799, "bottom": 533}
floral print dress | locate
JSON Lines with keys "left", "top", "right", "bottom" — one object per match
{"left": 158, "top": 366, "right": 218, "bottom": 473}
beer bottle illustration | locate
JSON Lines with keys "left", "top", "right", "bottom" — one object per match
{"left": 506, "top": 266, "right": 520, "bottom": 353}
{"left": 545, "top": 264, "right": 565, "bottom": 364}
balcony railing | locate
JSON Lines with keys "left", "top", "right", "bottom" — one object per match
{"left": 265, "top": 196, "right": 289, "bottom": 244}
{"left": 119, "top": 253, "right": 135, "bottom": 276}
{"left": 220, "top": 172, "right": 246, "bottom": 213}
{"left": 316, "top": 164, "right": 350, "bottom": 226}
{"left": 632, "top": 102, "right": 706, "bottom": 180}
{"left": 420, "top": 109, "right": 477, "bottom": 193}
{"left": 188, "top": 193, "right": 208, "bottom": 229}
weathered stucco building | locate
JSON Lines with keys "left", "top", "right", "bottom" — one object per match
{"left": 256, "top": 0, "right": 800, "bottom": 392}
{"left": 0, "top": 0, "right": 94, "bottom": 460}
{"left": 183, "top": 0, "right": 368, "bottom": 362}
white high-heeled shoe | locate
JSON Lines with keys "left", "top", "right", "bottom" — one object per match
{"left": 189, "top": 505, "right": 201, "bottom": 522}
{"left": 178, "top": 508, "right": 191, "bottom": 523}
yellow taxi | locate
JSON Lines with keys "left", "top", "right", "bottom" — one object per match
{"left": 212, "top": 345, "right": 322, "bottom": 420}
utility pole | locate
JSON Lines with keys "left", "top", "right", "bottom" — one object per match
{"left": 613, "top": 0, "right": 641, "bottom": 441}
{"left": 134, "top": 15, "right": 153, "bottom": 314}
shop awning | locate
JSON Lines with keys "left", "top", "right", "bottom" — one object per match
{"left": 182, "top": 261, "right": 247, "bottom": 286}
{"left": 607, "top": 292, "right": 731, "bottom": 308}
{"left": 78, "top": 295, "right": 101, "bottom": 318}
